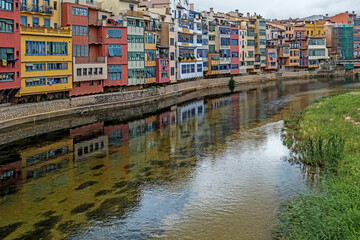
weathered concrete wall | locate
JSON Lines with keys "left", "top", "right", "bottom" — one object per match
{"left": 0, "top": 69, "right": 346, "bottom": 130}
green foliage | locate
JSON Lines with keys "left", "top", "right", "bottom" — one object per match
{"left": 228, "top": 77, "right": 235, "bottom": 93}
{"left": 275, "top": 90, "right": 360, "bottom": 239}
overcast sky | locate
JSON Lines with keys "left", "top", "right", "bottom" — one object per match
{"left": 192, "top": 0, "right": 359, "bottom": 19}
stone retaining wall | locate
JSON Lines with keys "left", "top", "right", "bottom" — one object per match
{"left": 0, "top": 69, "right": 345, "bottom": 130}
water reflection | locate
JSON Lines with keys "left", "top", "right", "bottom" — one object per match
{"left": 0, "top": 78, "right": 359, "bottom": 240}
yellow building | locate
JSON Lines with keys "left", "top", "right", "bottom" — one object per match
{"left": 305, "top": 20, "right": 325, "bottom": 37}
{"left": 144, "top": 11, "right": 158, "bottom": 84}
{"left": 18, "top": 0, "right": 72, "bottom": 98}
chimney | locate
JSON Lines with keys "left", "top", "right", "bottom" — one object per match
{"left": 210, "top": 7, "right": 214, "bottom": 13}
{"left": 190, "top": 3, "right": 194, "bottom": 11}
{"left": 247, "top": 12, "right": 250, "bottom": 18}
{"left": 235, "top": 9, "right": 238, "bottom": 13}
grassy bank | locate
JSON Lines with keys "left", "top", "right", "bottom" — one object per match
{"left": 274, "top": 91, "right": 360, "bottom": 239}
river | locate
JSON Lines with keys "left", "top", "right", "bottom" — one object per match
{"left": 0, "top": 78, "right": 359, "bottom": 240}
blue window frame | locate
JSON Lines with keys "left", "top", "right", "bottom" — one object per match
{"left": 108, "top": 29, "right": 121, "bottom": 38}
{"left": 109, "top": 65, "right": 122, "bottom": 80}
{"left": 47, "top": 62, "right": 68, "bottom": 70}
{"left": 44, "top": 18, "right": 51, "bottom": 28}
{"left": 197, "top": 64, "right": 202, "bottom": 72}
{"left": 47, "top": 42, "right": 68, "bottom": 55}
{"left": 0, "top": 18, "right": 13, "bottom": 33}
{"left": 20, "top": 16, "right": 27, "bottom": 26}
{"left": 0, "top": 0, "right": 13, "bottom": 11}
{"left": 32, "top": 17, "right": 39, "bottom": 27}
{"left": 231, "top": 64, "right": 238, "bottom": 69}
{"left": 221, "top": 38, "right": 230, "bottom": 46}
{"left": 25, "top": 78, "right": 46, "bottom": 87}
{"left": 231, "top": 39, "right": 238, "bottom": 45}
{"left": 25, "top": 63, "right": 46, "bottom": 71}
{"left": 108, "top": 44, "right": 122, "bottom": 57}
{"left": 25, "top": 41, "right": 46, "bottom": 55}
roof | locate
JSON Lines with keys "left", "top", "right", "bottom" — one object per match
{"left": 319, "top": 12, "right": 351, "bottom": 25}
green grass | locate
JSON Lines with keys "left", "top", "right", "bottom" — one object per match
{"left": 274, "top": 90, "right": 360, "bottom": 240}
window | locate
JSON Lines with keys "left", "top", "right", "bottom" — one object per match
{"left": 73, "top": 45, "right": 88, "bottom": 57}
{"left": 145, "top": 66, "right": 156, "bottom": 78}
{"left": 231, "top": 52, "right": 238, "bottom": 58}
{"left": 94, "top": 68, "right": 97, "bottom": 75}
{"left": 25, "top": 78, "right": 46, "bottom": 87}
{"left": 97, "top": 80, "right": 101, "bottom": 85}
{"left": 219, "top": 27, "right": 230, "bottom": 35}
{"left": 161, "top": 72, "right": 168, "bottom": 78}
{"left": 170, "top": 52, "right": 174, "bottom": 60}
{"left": 231, "top": 29, "right": 238, "bottom": 35}
{"left": 128, "top": 52, "right": 144, "bottom": 61}
{"left": 220, "top": 49, "right": 230, "bottom": 58}
{"left": 129, "top": 4, "right": 134, "bottom": 11}
{"left": 32, "top": 17, "right": 39, "bottom": 27}
{"left": 47, "top": 42, "right": 68, "bottom": 55}
{"left": 0, "top": 72, "right": 14, "bottom": 82}
{"left": 108, "top": 44, "right": 122, "bottom": 57}
{"left": 146, "top": 32, "right": 154, "bottom": 44}
{"left": 170, "top": 38, "right": 174, "bottom": 46}
{"left": 20, "top": 16, "right": 27, "bottom": 26}
{"left": 209, "top": 35, "right": 215, "bottom": 41}
{"left": 209, "top": 45, "right": 215, "bottom": 53}
{"left": 44, "top": 18, "right": 50, "bottom": 28}
{"left": 197, "top": 64, "right": 202, "bottom": 73}
{"left": 171, "top": 67, "right": 174, "bottom": 76}
{"left": 77, "top": 68, "right": 81, "bottom": 76}
{"left": 231, "top": 39, "right": 238, "bottom": 45}
{"left": 99, "top": 68, "right": 103, "bottom": 74}
{"left": 145, "top": 49, "right": 156, "bottom": 61}
{"left": 0, "top": 18, "right": 13, "bottom": 32}
{"left": 88, "top": 68, "right": 92, "bottom": 75}
{"left": 209, "top": 25, "right": 215, "bottom": 32}
{"left": 127, "top": 35, "right": 144, "bottom": 43}
{"left": 53, "top": 1, "right": 56, "bottom": 10}
{"left": 89, "top": 80, "right": 93, "bottom": 86}
{"left": 48, "top": 77, "right": 68, "bottom": 85}
{"left": 72, "top": 25, "right": 88, "bottom": 36}
{"left": 109, "top": 65, "right": 122, "bottom": 80}
{"left": 231, "top": 64, "right": 238, "bottom": 69}
{"left": 76, "top": 82, "right": 80, "bottom": 87}
{"left": 47, "top": 62, "right": 68, "bottom": 70}
{"left": 83, "top": 68, "right": 87, "bottom": 76}
{"left": 54, "top": 23, "right": 57, "bottom": 28}
{"left": 25, "top": 63, "right": 46, "bottom": 71}
{"left": 0, "top": 0, "right": 13, "bottom": 11}
{"left": 0, "top": 47, "right": 14, "bottom": 60}
{"left": 108, "top": 29, "right": 121, "bottom": 38}
{"left": 72, "top": 7, "right": 88, "bottom": 16}
{"left": 25, "top": 41, "right": 46, "bottom": 55}
{"left": 221, "top": 38, "right": 230, "bottom": 46}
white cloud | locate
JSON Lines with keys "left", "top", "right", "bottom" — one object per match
{"left": 192, "top": 0, "right": 359, "bottom": 19}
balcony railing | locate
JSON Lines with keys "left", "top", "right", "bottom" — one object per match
{"left": 20, "top": 4, "right": 53, "bottom": 14}
{"left": 20, "top": 25, "right": 72, "bottom": 36}
{"left": 89, "top": 17, "right": 102, "bottom": 26}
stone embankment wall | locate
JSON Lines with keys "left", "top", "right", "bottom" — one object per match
{"left": 0, "top": 69, "right": 346, "bottom": 130}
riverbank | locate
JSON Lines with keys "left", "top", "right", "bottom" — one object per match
{"left": 0, "top": 69, "right": 351, "bottom": 130}
{"left": 274, "top": 90, "right": 360, "bottom": 239}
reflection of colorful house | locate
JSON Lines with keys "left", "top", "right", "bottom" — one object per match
{"left": 177, "top": 100, "right": 204, "bottom": 124}
{"left": 70, "top": 122, "right": 108, "bottom": 162}
{"left": 0, "top": 160, "right": 22, "bottom": 190}
{"left": 157, "top": 111, "right": 170, "bottom": 132}
{"left": 20, "top": 137, "right": 73, "bottom": 182}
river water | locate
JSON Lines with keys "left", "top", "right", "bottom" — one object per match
{"left": 0, "top": 78, "right": 359, "bottom": 240}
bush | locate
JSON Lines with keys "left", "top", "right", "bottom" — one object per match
{"left": 228, "top": 77, "right": 235, "bottom": 93}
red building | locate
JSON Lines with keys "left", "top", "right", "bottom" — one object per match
{"left": 230, "top": 27, "right": 239, "bottom": 75}
{"left": 265, "top": 47, "right": 278, "bottom": 70}
{"left": 100, "top": 26, "right": 128, "bottom": 88}
{"left": 156, "top": 58, "right": 170, "bottom": 83}
{"left": 61, "top": 1, "right": 107, "bottom": 96}
{"left": 0, "top": 0, "right": 21, "bottom": 103}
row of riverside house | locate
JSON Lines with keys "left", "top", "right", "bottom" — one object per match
{"left": 0, "top": 0, "right": 358, "bottom": 103}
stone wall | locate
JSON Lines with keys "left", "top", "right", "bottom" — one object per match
{"left": 0, "top": 69, "right": 346, "bottom": 130}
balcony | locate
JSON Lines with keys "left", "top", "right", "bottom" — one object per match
{"left": 73, "top": 57, "right": 107, "bottom": 82}
{"left": 20, "top": 4, "right": 53, "bottom": 15}
{"left": 126, "top": 10, "right": 144, "bottom": 18}
{"left": 20, "top": 26, "right": 72, "bottom": 37}
{"left": 88, "top": 36, "right": 103, "bottom": 45}
{"left": 89, "top": 17, "right": 102, "bottom": 26}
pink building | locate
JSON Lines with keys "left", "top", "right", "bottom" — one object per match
{"left": 230, "top": 27, "right": 239, "bottom": 74}
{"left": 265, "top": 48, "right": 278, "bottom": 70}
{"left": 156, "top": 58, "right": 170, "bottom": 83}
{"left": 0, "top": 0, "right": 21, "bottom": 103}
{"left": 100, "top": 26, "right": 128, "bottom": 87}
